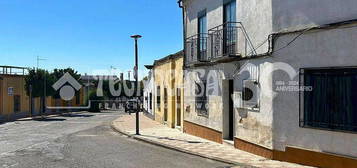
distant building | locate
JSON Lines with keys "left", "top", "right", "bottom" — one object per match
{"left": 0, "top": 66, "right": 35, "bottom": 122}
{"left": 0, "top": 66, "right": 87, "bottom": 123}
{"left": 143, "top": 65, "right": 155, "bottom": 118}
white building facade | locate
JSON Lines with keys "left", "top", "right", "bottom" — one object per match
{"left": 179, "top": 0, "right": 357, "bottom": 167}
{"left": 143, "top": 65, "right": 155, "bottom": 118}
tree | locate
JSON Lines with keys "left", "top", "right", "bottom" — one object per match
{"left": 25, "top": 69, "right": 55, "bottom": 116}
{"left": 87, "top": 90, "right": 104, "bottom": 112}
{"left": 52, "top": 68, "right": 81, "bottom": 99}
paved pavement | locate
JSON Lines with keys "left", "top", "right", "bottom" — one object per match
{"left": 112, "top": 113, "right": 315, "bottom": 168}
{"left": 0, "top": 111, "right": 231, "bottom": 168}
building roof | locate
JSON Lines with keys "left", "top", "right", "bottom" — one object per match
{"left": 144, "top": 65, "right": 154, "bottom": 69}
{"left": 153, "top": 50, "right": 184, "bottom": 66}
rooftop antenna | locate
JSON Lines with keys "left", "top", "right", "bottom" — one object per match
{"left": 36, "top": 55, "right": 47, "bottom": 70}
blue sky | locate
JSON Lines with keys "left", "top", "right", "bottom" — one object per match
{"left": 0, "top": 0, "right": 183, "bottom": 76}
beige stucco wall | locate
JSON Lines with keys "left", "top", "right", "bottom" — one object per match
{"left": 0, "top": 75, "right": 30, "bottom": 118}
{"left": 154, "top": 56, "right": 184, "bottom": 129}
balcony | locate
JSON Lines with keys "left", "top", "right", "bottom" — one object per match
{"left": 185, "top": 33, "right": 210, "bottom": 65}
{"left": 185, "top": 22, "right": 256, "bottom": 66}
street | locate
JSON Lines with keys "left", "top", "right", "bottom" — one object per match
{"left": 0, "top": 111, "right": 231, "bottom": 168}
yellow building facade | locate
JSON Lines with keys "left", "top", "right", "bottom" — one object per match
{"left": 0, "top": 74, "right": 31, "bottom": 120}
{"left": 153, "top": 51, "right": 184, "bottom": 129}
{"left": 0, "top": 66, "right": 86, "bottom": 122}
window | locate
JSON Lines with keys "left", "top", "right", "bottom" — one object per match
{"left": 164, "top": 88, "right": 168, "bottom": 108}
{"left": 223, "top": 0, "right": 237, "bottom": 55}
{"left": 224, "top": 0, "right": 236, "bottom": 23}
{"left": 14, "top": 95, "right": 21, "bottom": 113}
{"left": 195, "top": 80, "right": 208, "bottom": 116}
{"left": 149, "top": 93, "right": 152, "bottom": 110}
{"left": 156, "top": 86, "right": 161, "bottom": 110}
{"left": 198, "top": 10, "right": 207, "bottom": 60}
{"left": 177, "top": 88, "right": 182, "bottom": 126}
{"left": 300, "top": 68, "right": 357, "bottom": 132}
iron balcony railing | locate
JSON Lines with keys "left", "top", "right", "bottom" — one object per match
{"left": 209, "top": 22, "right": 256, "bottom": 59}
{"left": 185, "top": 22, "right": 257, "bottom": 66}
{"left": 185, "top": 33, "right": 210, "bottom": 65}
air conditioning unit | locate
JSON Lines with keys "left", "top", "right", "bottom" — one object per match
{"left": 233, "top": 92, "right": 243, "bottom": 109}
{"left": 242, "top": 80, "right": 259, "bottom": 108}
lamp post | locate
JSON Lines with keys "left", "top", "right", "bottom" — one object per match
{"left": 131, "top": 34, "right": 142, "bottom": 135}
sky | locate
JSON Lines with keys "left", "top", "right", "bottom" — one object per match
{"left": 0, "top": 0, "right": 183, "bottom": 77}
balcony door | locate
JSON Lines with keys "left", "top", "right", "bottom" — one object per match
{"left": 198, "top": 10, "right": 207, "bottom": 61}
{"left": 223, "top": 0, "right": 237, "bottom": 56}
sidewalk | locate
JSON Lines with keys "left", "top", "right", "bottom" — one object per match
{"left": 111, "top": 113, "right": 314, "bottom": 168}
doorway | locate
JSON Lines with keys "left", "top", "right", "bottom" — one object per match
{"left": 223, "top": 79, "right": 234, "bottom": 140}
{"left": 228, "top": 80, "right": 234, "bottom": 140}
{"left": 176, "top": 88, "right": 182, "bottom": 127}
{"left": 164, "top": 87, "right": 168, "bottom": 122}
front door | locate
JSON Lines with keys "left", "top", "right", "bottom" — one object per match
{"left": 176, "top": 88, "right": 182, "bottom": 127}
{"left": 228, "top": 80, "right": 234, "bottom": 140}
{"left": 223, "top": 79, "right": 234, "bottom": 140}
{"left": 164, "top": 87, "right": 168, "bottom": 122}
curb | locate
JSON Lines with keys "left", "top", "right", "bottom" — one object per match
{"left": 110, "top": 121, "right": 253, "bottom": 167}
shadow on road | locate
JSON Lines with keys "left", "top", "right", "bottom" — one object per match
{"left": 60, "top": 114, "right": 94, "bottom": 118}
{"left": 33, "top": 118, "right": 67, "bottom": 122}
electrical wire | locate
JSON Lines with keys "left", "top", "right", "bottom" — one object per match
{"left": 272, "top": 23, "right": 357, "bottom": 54}
{"left": 272, "top": 27, "right": 314, "bottom": 54}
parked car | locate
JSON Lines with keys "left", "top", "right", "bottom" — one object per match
{"left": 125, "top": 99, "right": 139, "bottom": 113}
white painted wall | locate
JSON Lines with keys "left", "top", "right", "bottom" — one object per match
{"left": 184, "top": 0, "right": 273, "bottom": 56}
{"left": 182, "top": 0, "right": 357, "bottom": 153}
{"left": 272, "top": 0, "right": 357, "bottom": 32}
{"left": 143, "top": 70, "right": 155, "bottom": 115}
{"left": 272, "top": 25, "right": 357, "bottom": 157}
{"left": 183, "top": 0, "right": 275, "bottom": 148}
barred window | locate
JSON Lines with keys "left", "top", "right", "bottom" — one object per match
{"left": 195, "top": 80, "right": 208, "bottom": 117}
{"left": 300, "top": 68, "right": 357, "bottom": 132}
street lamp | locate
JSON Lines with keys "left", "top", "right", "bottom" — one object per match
{"left": 131, "top": 34, "right": 142, "bottom": 135}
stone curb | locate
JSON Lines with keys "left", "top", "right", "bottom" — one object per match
{"left": 110, "top": 121, "right": 255, "bottom": 168}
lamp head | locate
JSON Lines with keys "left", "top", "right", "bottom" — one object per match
{"left": 131, "top": 35, "right": 142, "bottom": 39}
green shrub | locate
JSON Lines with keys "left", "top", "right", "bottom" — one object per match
{"left": 87, "top": 91, "right": 103, "bottom": 112}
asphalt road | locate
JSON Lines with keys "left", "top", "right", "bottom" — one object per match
{"left": 0, "top": 111, "right": 232, "bottom": 168}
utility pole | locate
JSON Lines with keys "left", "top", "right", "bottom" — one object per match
{"left": 127, "top": 70, "right": 131, "bottom": 81}
{"left": 110, "top": 66, "right": 117, "bottom": 76}
{"left": 131, "top": 34, "right": 142, "bottom": 135}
